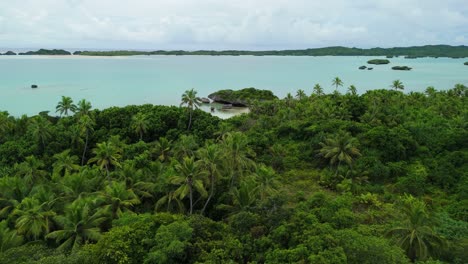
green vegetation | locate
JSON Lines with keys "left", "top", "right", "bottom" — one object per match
{"left": 0, "top": 83, "right": 467, "bottom": 263}
{"left": 1, "top": 51, "right": 16, "bottom": 55}
{"left": 73, "top": 45, "right": 468, "bottom": 58}
{"left": 392, "top": 66, "right": 412, "bottom": 71}
{"left": 367, "top": 59, "right": 391, "bottom": 65}
{"left": 464, "top": 62, "right": 468, "bottom": 65}
{"left": 18, "top": 49, "right": 72, "bottom": 55}
{"left": 208, "top": 87, "right": 277, "bottom": 106}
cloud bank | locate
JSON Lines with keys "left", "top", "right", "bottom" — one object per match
{"left": 0, "top": 0, "right": 466, "bottom": 49}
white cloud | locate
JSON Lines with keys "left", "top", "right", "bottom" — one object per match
{"left": 0, "top": 0, "right": 466, "bottom": 49}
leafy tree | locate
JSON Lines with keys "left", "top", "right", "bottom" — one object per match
{"left": 196, "top": 143, "right": 223, "bottom": 215}
{"left": 180, "top": 88, "right": 202, "bottom": 130}
{"left": 253, "top": 165, "right": 280, "bottom": 200}
{"left": 13, "top": 197, "right": 51, "bottom": 240}
{"left": 53, "top": 149, "right": 80, "bottom": 177}
{"left": 98, "top": 181, "right": 140, "bottom": 220}
{"left": 56, "top": 96, "right": 77, "bottom": 117}
{"left": 220, "top": 132, "right": 256, "bottom": 187}
{"left": 15, "top": 156, "right": 47, "bottom": 185}
{"left": 28, "top": 116, "right": 52, "bottom": 150}
{"left": 0, "top": 220, "right": 23, "bottom": 253}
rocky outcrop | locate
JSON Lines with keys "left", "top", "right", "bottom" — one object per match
{"left": 392, "top": 66, "right": 412, "bottom": 71}
{"left": 464, "top": 62, "right": 468, "bottom": 65}
{"left": 2, "top": 51, "right": 16, "bottom": 55}
{"left": 359, "top": 66, "right": 367, "bottom": 70}
{"left": 367, "top": 59, "right": 390, "bottom": 65}
{"left": 200, "top": 97, "right": 210, "bottom": 104}
{"left": 208, "top": 87, "right": 277, "bottom": 107}
{"left": 31, "top": 85, "right": 38, "bottom": 88}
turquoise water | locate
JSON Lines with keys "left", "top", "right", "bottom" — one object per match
{"left": 0, "top": 55, "right": 466, "bottom": 116}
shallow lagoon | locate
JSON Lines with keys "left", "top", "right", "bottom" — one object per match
{"left": 0, "top": 55, "right": 466, "bottom": 117}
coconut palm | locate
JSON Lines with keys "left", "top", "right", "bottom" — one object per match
{"left": 53, "top": 149, "right": 80, "bottom": 177}
{"left": 253, "top": 165, "right": 280, "bottom": 200}
{"left": 131, "top": 112, "right": 149, "bottom": 141}
{"left": 332, "top": 77, "right": 344, "bottom": 91}
{"left": 319, "top": 131, "right": 361, "bottom": 176}
{"left": 347, "top": 85, "right": 357, "bottom": 96}
{"left": 46, "top": 198, "right": 105, "bottom": 252}
{"left": 218, "top": 179, "right": 258, "bottom": 215}
{"left": 391, "top": 80, "right": 405, "bottom": 91}
{"left": 387, "top": 195, "right": 446, "bottom": 261}
{"left": 313, "top": 84, "right": 324, "bottom": 96}
{"left": 29, "top": 116, "right": 52, "bottom": 150}
{"left": 15, "top": 156, "right": 47, "bottom": 185}
{"left": 170, "top": 157, "right": 207, "bottom": 215}
{"left": 156, "top": 137, "right": 173, "bottom": 162}
{"left": 180, "top": 88, "right": 202, "bottom": 130}
{"left": 56, "top": 96, "right": 77, "bottom": 117}
{"left": 79, "top": 114, "right": 95, "bottom": 165}
{"left": 88, "top": 141, "right": 122, "bottom": 183}
{"left": 155, "top": 191, "right": 185, "bottom": 213}
{"left": 98, "top": 181, "right": 140, "bottom": 220}
{"left": 220, "top": 132, "right": 256, "bottom": 187}
{"left": 0, "top": 177, "right": 30, "bottom": 219}
{"left": 0, "top": 220, "right": 23, "bottom": 253}
{"left": 76, "top": 99, "right": 92, "bottom": 117}
{"left": 285, "top": 93, "right": 294, "bottom": 107}
{"left": 196, "top": 143, "right": 223, "bottom": 215}
{"left": 12, "top": 197, "right": 50, "bottom": 240}
{"left": 296, "top": 89, "right": 306, "bottom": 100}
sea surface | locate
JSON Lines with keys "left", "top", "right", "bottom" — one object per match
{"left": 0, "top": 55, "right": 466, "bottom": 117}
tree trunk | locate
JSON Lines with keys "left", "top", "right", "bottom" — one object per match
{"left": 139, "top": 130, "right": 143, "bottom": 141}
{"left": 105, "top": 163, "right": 110, "bottom": 185}
{"left": 188, "top": 178, "right": 193, "bottom": 215}
{"left": 201, "top": 168, "right": 214, "bottom": 215}
{"left": 335, "top": 159, "right": 342, "bottom": 178}
{"left": 187, "top": 109, "right": 193, "bottom": 130}
{"left": 81, "top": 131, "right": 88, "bottom": 166}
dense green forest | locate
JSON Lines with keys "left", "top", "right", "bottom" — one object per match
{"left": 0, "top": 83, "right": 467, "bottom": 263}
{"left": 11, "top": 45, "right": 468, "bottom": 58}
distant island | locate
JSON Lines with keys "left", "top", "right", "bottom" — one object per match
{"left": 392, "top": 66, "right": 412, "bottom": 71}
{"left": 464, "top": 62, "right": 468, "bottom": 65}
{"left": 5, "top": 45, "right": 468, "bottom": 58}
{"left": 0, "top": 51, "right": 16, "bottom": 55}
{"left": 18, "top": 49, "right": 71, "bottom": 55}
{"left": 367, "top": 59, "right": 390, "bottom": 65}
{"left": 208, "top": 88, "right": 277, "bottom": 107}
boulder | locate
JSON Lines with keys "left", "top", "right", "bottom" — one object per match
{"left": 358, "top": 65, "right": 367, "bottom": 70}
{"left": 200, "top": 97, "right": 210, "bottom": 104}
{"left": 464, "top": 62, "right": 468, "bottom": 66}
{"left": 367, "top": 59, "right": 390, "bottom": 65}
{"left": 367, "top": 67, "right": 373, "bottom": 70}
{"left": 31, "top": 85, "right": 38, "bottom": 88}
{"left": 391, "top": 66, "right": 412, "bottom": 71}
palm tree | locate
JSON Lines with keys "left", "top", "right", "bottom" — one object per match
{"left": 15, "top": 156, "right": 47, "bottom": 185}
{"left": 332, "top": 77, "right": 344, "bottom": 91}
{"left": 53, "top": 149, "right": 80, "bottom": 177}
{"left": 0, "top": 177, "right": 30, "bottom": 219}
{"left": 88, "top": 141, "right": 122, "bottom": 183}
{"left": 387, "top": 195, "right": 446, "bottom": 262}
{"left": 98, "top": 181, "right": 140, "bottom": 220}
{"left": 46, "top": 198, "right": 105, "bottom": 252}
{"left": 0, "top": 220, "right": 23, "bottom": 253}
{"left": 296, "top": 89, "right": 306, "bottom": 100}
{"left": 76, "top": 99, "right": 92, "bottom": 117}
{"left": 170, "top": 157, "right": 207, "bottom": 215}
{"left": 313, "top": 84, "right": 324, "bottom": 96}
{"left": 29, "top": 116, "right": 52, "bottom": 151}
{"left": 218, "top": 179, "right": 258, "bottom": 215}
{"left": 285, "top": 93, "right": 294, "bottom": 107}
{"left": 253, "top": 165, "right": 280, "bottom": 200}
{"left": 391, "top": 80, "right": 405, "bottom": 91}
{"left": 56, "top": 96, "right": 77, "bottom": 117}
{"left": 220, "top": 132, "right": 256, "bottom": 187}
{"left": 79, "top": 114, "right": 95, "bottom": 165}
{"left": 155, "top": 137, "right": 172, "bottom": 162}
{"left": 319, "top": 131, "right": 361, "bottom": 176}
{"left": 180, "top": 88, "right": 202, "bottom": 130}
{"left": 347, "top": 85, "right": 357, "bottom": 96}
{"left": 12, "top": 197, "right": 50, "bottom": 240}
{"left": 196, "top": 143, "right": 223, "bottom": 215}
{"left": 131, "top": 112, "right": 149, "bottom": 141}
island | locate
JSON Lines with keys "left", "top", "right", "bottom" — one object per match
{"left": 208, "top": 87, "right": 277, "bottom": 107}
{"left": 1, "top": 51, "right": 16, "bottom": 55}
{"left": 367, "top": 59, "right": 390, "bottom": 65}
{"left": 392, "top": 66, "right": 412, "bottom": 71}
{"left": 358, "top": 65, "right": 367, "bottom": 70}
{"left": 72, "top": 45, "right": 468, "bottom": 58}
{"left": 464, "top": 62, "right": 468, "bottom": 65}
{"left": 18, "top": 49, "right": 72, "bottom": 55}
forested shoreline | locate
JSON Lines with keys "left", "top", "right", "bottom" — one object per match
{"left": 0, "top": 84, "right": 467, "bottom": 263}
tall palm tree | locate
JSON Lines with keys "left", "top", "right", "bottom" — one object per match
{"left": 313, "top": 84, "right": 324, "bottom": 96}
{"left": 29, "top": 116, "right": 52, "bottom": 151}
{"left": 76, "top": 99, "right": 92, "bottom": 117}
{"left": 0, "top": 177, "right": 30, "bottom": 219}
{"left": 131, "top": 112, "right": 149, "bottom": 141}
{"left": 347, "top": 85, "right": 357, "bottom": 96}
{"left": 332, "top": 77, "right": 344, "bottom": 91}
{"left": 156, "top": 137, "right": 172, "bottom": 162}
{"left": 253, "top": 165, "right": 280, "bottom": 200}
{"left": 170, "top": 157, "right": 207, "bottom": 215}
{"left": 88, "top": 141, "right": 122, "bottom": 183}
{"left": 387, "top": 195, "right": 446, "bottom": 262}
{"left": 391, "top": 80, "right": 405, "bottom": 91}
{"left": 12, "top": 197, "right": 50, "bottom": 240}
{"left": 56, "top": 96, "right": 77, "bottom": 117}
{"left": 220, "top": 132, "right": 256, "bottom": 187}
{"left": 53, "top": 149, "right": 80, "bottom": 177}
{"left": 285, "top": 93, "right": 294, "bottom": 107}
{"left": 98, "top": 181, "right": 140, "bottom": 220}
{"left": 196, "top": 143, "right": 223, "bottom": 215}
{"left": 296, "top": 89, "right": 306, "bottom": 100}
{"left": 319, "top": 131, "right": 361, "bottom": 176}
{"left": 180, "top": 88, "right": 202, "bottom": 130}
{"left": 79, "top": 114, "right": 95, "bottom": 165}
{"left": 15, "top": 156, "right": 47, "bottom": 185}
{"left": 46, "top": 198, "right": 105, "bottom": 252}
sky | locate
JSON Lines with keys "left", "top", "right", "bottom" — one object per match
{"left": 0, "top": 0, "right": 467, "bottom": 50}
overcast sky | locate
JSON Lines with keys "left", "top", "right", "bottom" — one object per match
{"left": 0, "top": 0, "right": 467, "bottom": 50}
